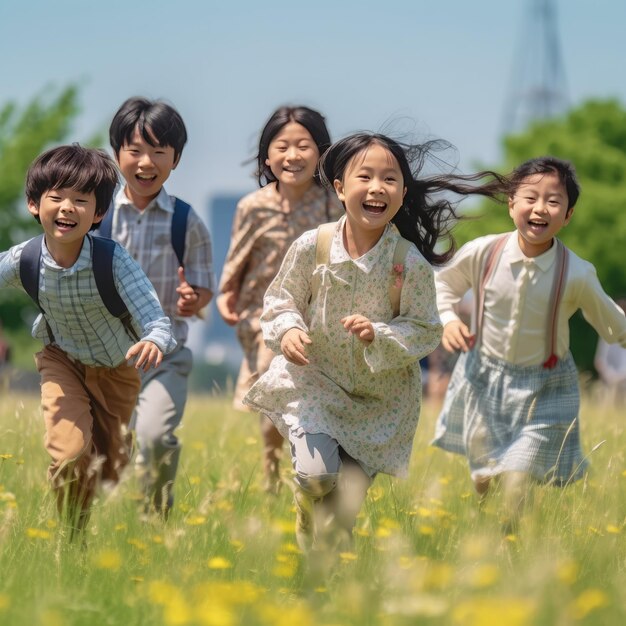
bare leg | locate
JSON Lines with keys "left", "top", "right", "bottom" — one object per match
{"left": 260, "top": 414, "right": 284, "bottom": 494}
{"left": 473, "top": 476, "right": 491, "bottom": 509}
{"left": 316, "top": 455, "right": 372, "bottom": 551}
{"left": 501, "top": 470, "right": 532, "bottom": 535}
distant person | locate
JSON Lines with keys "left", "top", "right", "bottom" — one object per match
{"left": 432, "top": 156, "right": 626, "bottom": 535}
{"left": 244, "top": 132, "right": 504, "bottom": 561}
{"left": 594, "top": 298, "right": 626, "bottom": 405}
{"left": 217, "top": 106, "right": 342, "bottom": 493}
{"left": 0, "top": 145, "right": 174, "bottom": 537}
{"left": 104, "top": 97, "right": 214, "bottom": 518}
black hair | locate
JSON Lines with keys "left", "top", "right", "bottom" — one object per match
{"left": 26, "top": 144, "right": 119, "bottom": 226}
{"left": 509, "top": 156, "right": 580, "bottom": 212}
{"left": 109, "top": 97, "right": 187, "bottom": 162}
{"left": 319, "top": 133, "right": 506, "bottom": 265}
{"left": 256, "top": 106, "right": 331, "bottom": 187}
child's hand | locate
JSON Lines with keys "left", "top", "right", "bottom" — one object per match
{"left": 442, "top": 320, "right": 475, "bottom": 353}
{"left": 216, "top": 290, "right": 240, "bottom": 326}
{"left": 281, "top": 328, "right": 312, "bottom": 366}
{"left": 125, "top": 340, "right": 164, "bottom": 371}
{"left": 342, "top": 314, "right": 375, "bottom": 345}
{"left": 176, "top": 267, "right": 212, "bottom": 317}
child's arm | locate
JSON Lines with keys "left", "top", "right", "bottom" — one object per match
{"left": 260, "top": 231, "right": 316, "bottom": 354}
{"left": 577, "top": 266, "right": 626, "bottom": 348}
{"left": 125, "top": 340, "right": 164, "bottom": 371}
{"left": 175, "top": 211, "right": 214, "bottom": 318}
{"left": 362, "top": 251, "right": 443, "bottom": 374}
{"left": 0, "top": 246, "right": 22, "bottom": 290}
{"left": 441, "top": 319, "right": 475, "bottom": 353}
{"left": 280, "top": 327, "right": 312, "bottom": 365}
{"left": 113, "top": 247, "right": 177, "bottom": 357}
{"left": 217, "top": 198, "right": 258, "bottom": 322}
{"left": 342, "top": 314, "right": 375, "bottom": 344}
{"left": 216, "top": 291, "right": 239, "bottom": 325}
{"left": 176, "top": 267, "right": 212, "bottom": 317}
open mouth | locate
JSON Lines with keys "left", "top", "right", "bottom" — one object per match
{"left": 363, "top": 201, "right": 387, "bottom": 215}
{"left": 136, "top": 173, "right": 157, "bottom": 182}
{"left": 55, "top": 219, "right": 76, "bottom": 230}
{"left": 283, "top": 166, "right": 304, "bottom": 173}
{"left": 528, "top": 219, "right": 548, "bottom": 229}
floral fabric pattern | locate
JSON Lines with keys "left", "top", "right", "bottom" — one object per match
{"left": 244, "top": 218, "right": 442, "bottom": 477}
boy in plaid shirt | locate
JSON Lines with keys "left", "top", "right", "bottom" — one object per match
{"left": 107, "top": 97, "right": 214, "bottom": 516}
{"left": 0, "top": 144, "right": 175, "bottom": 537}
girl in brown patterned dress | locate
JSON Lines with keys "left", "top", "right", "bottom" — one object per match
{"left": 217, "top": 106, "right": 342, "bottom": 492}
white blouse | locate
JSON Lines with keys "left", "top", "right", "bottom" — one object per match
{"left": 436, "top": 232, "right": 626, "bottom": 366}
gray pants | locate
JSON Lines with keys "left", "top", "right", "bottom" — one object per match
{"left": 131, "top": 346, "right": 192, "bottom": 511}
{"left": 289, "top": 431, "right": 374, "bottom": 539}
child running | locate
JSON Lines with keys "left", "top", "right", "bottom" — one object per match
{"left": 0, "top": 145, "right": 175, "bottom": 537}
{"left": 244, "top": 132, "right": 502, "bottom": 557}
{"left": 432, "top": 156, "right": 626, "bottom": 534}
{"left": 106, "top": 97, "right": 214, "bottom": 517}
{"left": 217, "top": 106, "right": 342, "bottom": 493}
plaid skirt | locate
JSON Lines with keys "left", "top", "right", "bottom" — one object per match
{"left": 431, "top": 350, "right": 587, "bottom": 485}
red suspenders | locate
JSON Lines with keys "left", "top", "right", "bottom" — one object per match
{"left": 475, "top": 235, "right": 569, "bottom": 369}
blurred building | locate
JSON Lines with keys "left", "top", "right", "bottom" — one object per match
{"left": 187, "top": 193, "right": 252, "bottom": 389}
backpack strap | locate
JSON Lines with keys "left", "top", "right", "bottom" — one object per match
{"left": 543, "top": 239, "right": 569, "bottom": 369}
{"left": 98, "top": 201, "right": 114, "bottom": 239}
{"left": 19, "top": 234, "right": 54, "bottom": 343}
{"left": 310, "top": 222, "right": 411, "bottom": 318}
{"left": 171, "top": 197, "right": 191, "bottom": 268}
{"left": 389, "top": 237, "right": 411, "bottom": 318}
{"left": 96, "top": 196, "right": 190, "bottom": 269}
{"left": 474, "top": 233, "right": 509, "bottom": 347}
{"left": 90, "top": 236, "right": 139, "bottom": 342}
{"left": 310, "top": 222, "right": 337, "bottom": 304}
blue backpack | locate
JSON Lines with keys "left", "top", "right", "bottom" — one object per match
{"left": 97, "top": 197, "right": 191, "bottom": 268}
{"left": 20, "top": 199, "right": 191, "bottom": 344}
{"left": 19, "top": 234, "right": 139, "bottom": 343}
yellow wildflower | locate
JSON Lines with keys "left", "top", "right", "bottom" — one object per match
{"left": 93, "top": 550, "right": 122, "bottom": 571}
{"left": 207, "top": 557, "right": 232, "bottom": 570}
{"left": 570, "top": 588, "right": 609, "bottom": 619}
{"left": 26, "top": 528, "right": 51, "bottom": 540}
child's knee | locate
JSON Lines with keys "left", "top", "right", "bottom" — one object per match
{"left": 294, "top": 471, "right": 339, "bottom": 498}
{"left": 46, "top": 432, "right": 91, "bottom": 468}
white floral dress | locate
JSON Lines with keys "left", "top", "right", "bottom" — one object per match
{"left": 244, "top": 217, "right": 442, "bottom": 477}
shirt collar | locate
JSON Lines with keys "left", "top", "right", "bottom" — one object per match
{"left": 331, "top": 215, "right": 396, "bottom": 273}
{"left": 114, "top": 185, "right": 174, "bottom": 213}
{"left": 506, "top": 231, "right": 557, "bottom": 272}
{"left": 41, "top": 235, "right": 92, "bottom": 272}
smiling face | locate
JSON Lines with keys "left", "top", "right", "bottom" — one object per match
{"left": 508, "top": 170, "right": 573, "bottom": 257}
{"left": 28, "top": 187, "right": 101, "bottom": 266}
{"left": 116, "top": 125, "right": 179, "bottom": 210}
{"left": 333, "top": 142, "right": 407, "bottom": 244}
{"left": 264, "top": 122, "right": 319, "bottom": 194}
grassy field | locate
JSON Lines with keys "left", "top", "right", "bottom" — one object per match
{"left": 0, "top": 389, "right": 624, "bottom": 625}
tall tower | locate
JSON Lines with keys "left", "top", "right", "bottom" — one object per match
{"left": 502, "top": 0, "right": 569, "bottom": 134}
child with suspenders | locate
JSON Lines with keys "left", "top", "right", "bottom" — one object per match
{"left": 432, "top": 156, "right": 626, "bottom": 534}
{"left": 244, "top": 132, "right": 504, "bottom": 564}
{"left": 0, "top": 145, "right": 174, "bottom": 538}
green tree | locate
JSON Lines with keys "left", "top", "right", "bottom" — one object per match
{"left": 0, "top": 86, "right": 81, "bottom": 330}
{"left": 455, "top": 99, "right": 626, "bottom": 371}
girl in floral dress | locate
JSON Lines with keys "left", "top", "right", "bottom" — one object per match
{"left": 244, "top": 132, "right": 502, "bottom": 553}
{"left": 217, "top": 106, "right": 342, "bottom": 492}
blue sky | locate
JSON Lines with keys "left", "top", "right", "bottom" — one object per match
{"left": 2, "top": 0, "right": 626, "bottom": 215}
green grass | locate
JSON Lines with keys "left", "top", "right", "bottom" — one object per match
{"left": 0, "top": 391, "right": 624, "bottom": 625}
